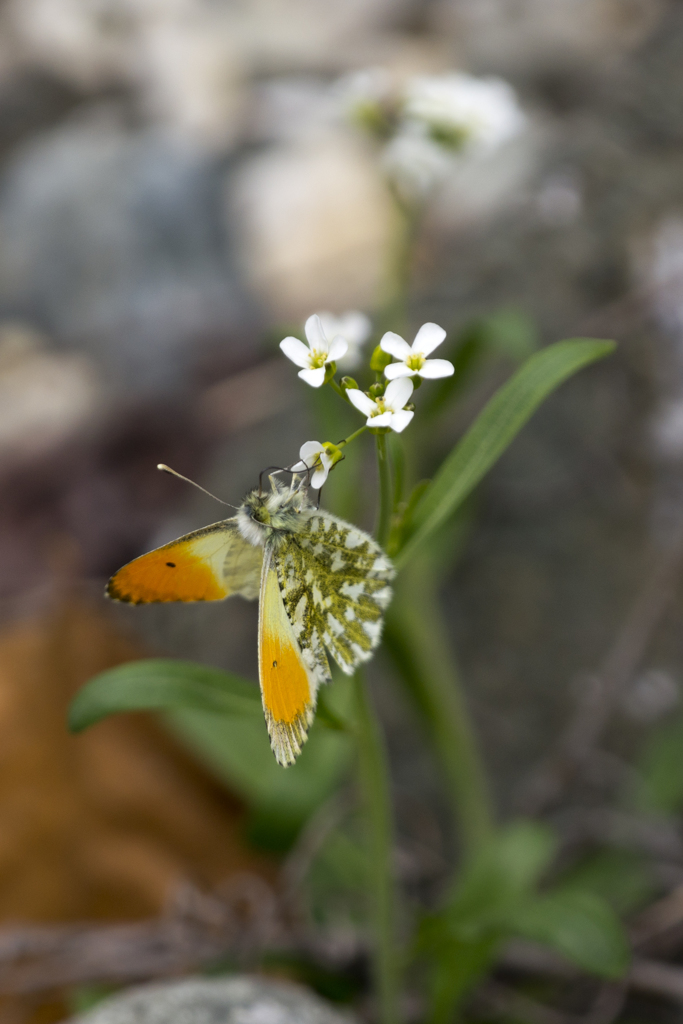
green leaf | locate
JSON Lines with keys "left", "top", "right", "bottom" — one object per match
{"left": 557, "top": 849, "right": 655, "bottom": 916}
{"left": 69, "top": 659, "right": 355, "bottom": 850}
{"left": 167, "top": 707, "right": 352, "bottom": 850}
{"left": 444, "top": 821, "right": 556, "bottom": 936}
{"left": 68, "top": 658, "right": 262, "bottom": 732}
{"left": 396, "top": 338, "right": 615, "bottom": 568}
{"left": 424, "top": 308, "right": 538, "bottom": 420}
{"left": 418, "top": 823, "right": 556, "bottom": 1023}
{"left": 511, "top": 889, "right": 630, "bottom": 979}
{"left": 428, "top": 936, "right": 500, "bottom": 1024}
{"left": 635, "top": 714, "right": 683, "bottom": 814}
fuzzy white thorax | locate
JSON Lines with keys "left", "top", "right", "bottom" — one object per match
{"left": 236, "top": 477, "right": 313, "bottom": 548}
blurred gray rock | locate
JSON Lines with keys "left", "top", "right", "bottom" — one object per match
{"left": 0, "top": 106, "right": 258, "bottom": 394}
{"left": 68, "top": 977, "right": 356, "bottom": 1024}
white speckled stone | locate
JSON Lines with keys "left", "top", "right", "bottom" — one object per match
{"left": 67, "top": 977, "right": 357, "bottom": 1024}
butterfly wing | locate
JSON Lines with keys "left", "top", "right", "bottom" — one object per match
{"left": 277, "top": 511, "right": 394, "bottom": 677}
{"left": 107, "top": 520, "right": 263, "bottom": 604}
{"left": 258, "top": 543, "right": 319, "bottom": 766}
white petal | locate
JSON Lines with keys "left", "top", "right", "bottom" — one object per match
{"left": 280, "top": 336, "right": 312, "bottom": 368}
{"left": 298, "top": 440, "right": 324, "bottom": 463}
{"left": 327, "top": 336, "right": 349, "bottom": 362}
{"left": 389, "top": 409, "right": 414, "bottom": 433}
{"left": 384, "top": 377, "right": 414, "bottom": 411}
{"left": 419, "top": 358, "right": 455, "bottom": 378}
{"left": 304, "top": 313, "right": 329, "bottom": 353}
{"left": 371, "top": 411, "right": 393, "bottom": 428}
{"left": 384, "top": 362, "right": 412, "bottom": 380}
{"left": 413, "top": 321, "right": 447, "bottom": 356}
{"left": 380, "top": 332, "right": 412, "bottom": 360}
{"left": 298, "top": 366, "right": 326, "bottom": 388}
{"left": 347, "top": 388, "right": 376, "bottom": 417}
{"left": 310, "top": 464, "right": 329, "bottom": 489}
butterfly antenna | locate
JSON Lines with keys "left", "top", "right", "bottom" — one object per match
{"left": 157, "top": 464, "right": 236, "bottom": 508}
{"left": 258, "top": 465, "right": 295, "bottom": 495}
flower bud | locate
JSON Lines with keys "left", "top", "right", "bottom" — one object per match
{"left": 340, "top": 376, "right": 359, "bottom": 391}
{"left": 321, "top": 441, "right": 344, "bottom": 467}
{"left": 369, "top": 382, "right": 385, "bottom": 399}
{"left": 370, "top": 345, "right": 392, "bottom": 372}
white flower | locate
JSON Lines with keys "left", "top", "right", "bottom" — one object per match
{"left": 291, "top": 440, "right": 333, "bottom": 489}
{"left": 347, "top": 378, "right": 415, "bottom": 433}
{"left": 336, "top": 68, "right": 392, "bottom": 126}
{"left": 317, "top": 311, "right": 372, "bottom": 370}
{"left": 380, "top": 323, "right": 454, "bottom": 380}
{"left": 280, "top": 314, "right": 348, "bottom": 387}
{"left": 382, "top": 127, "right": 453, "bottom": 201}
{"left": 403, "top": 73, "right": 525, "bottom": 156}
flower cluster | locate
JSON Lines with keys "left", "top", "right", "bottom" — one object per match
{"left": 338, "top": 68, "right": 525, "bottom": 201}
{"left": 280, "top": 312, "right": 454, "bottom": 486}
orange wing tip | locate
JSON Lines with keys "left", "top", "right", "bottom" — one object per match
{"left": 106, "top": 576, "right": 137, "bottom": 603}
{"left": 266, "top": 707, "right": 314, "bottom": 767}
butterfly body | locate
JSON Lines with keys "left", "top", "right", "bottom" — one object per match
{"left": 107, "top": 477, "right": 394, "bottom": 765}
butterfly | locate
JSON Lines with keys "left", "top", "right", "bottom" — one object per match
{"left": 106, "top": 472, "right": 395, "bottom": 766}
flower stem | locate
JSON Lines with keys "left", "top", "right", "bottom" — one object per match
{"left": 353, "top": 669, "right": 401, "bottom": 1024}
{"left": 375, "top": 433, "right": 393, "bottom": 549}
{"left": 339, "top": 425, "right": 367, "bottom": 448}
{"left": 378, "top": 199, "right": 421, "bottom": 339}
{"left": 328, "top": 377, "right": 348, "bottom": 401}
{"left": 386, "top": 558, "right": 495, "bottom": 859}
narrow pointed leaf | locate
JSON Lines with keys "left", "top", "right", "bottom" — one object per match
{"left": 68, "top": 658, "right": 261, "bottom": 733}
{"left": 397, "top": 339, "right": 615, "bottom": 568}
{"left": 510, "top": 889, "right": 630, "bottom": 979}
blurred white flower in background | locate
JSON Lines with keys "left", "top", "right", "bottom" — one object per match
{"left": 338, "top": 67, "right": 527, "bottom": 203}
{"left": 402, "top": 73, "right": 526, "bottom": 156}
{"left": 382, "top": 128, "right": 453, "bottom": 201}
{"left": 280, "top": 313, "right": 347, "bottom": 387}
{"left": 336, "top": 68, "right": 393, "bottom": 132}
{"left": 381, "top": 322, "right": 453, "bottom": 379}
{"left": 347, "top": 378, "right": 414, "bottom": 432}
{"left": 317, "top": 311, "right": 372, "bottom": 369}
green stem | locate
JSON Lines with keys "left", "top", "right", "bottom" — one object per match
{"left": 339, "top": 425, "right": 367, "bottom": 447}
{"left": 328, "top": 377, "right": 348, "bottom": 400}
{"left": 375, "top": 433, "right": 393, "bottom": 549}
{"left": 377, "top": 198, "right": 421, "bottom": 338}
{"left": 353, "top": 669, "right": 401, "bottom": 1024}
{"left": 386, "top": 559, "right": 494, "bottom": 859}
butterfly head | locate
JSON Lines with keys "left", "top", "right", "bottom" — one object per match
{"left": 237, "top": 475, "right": 313, "bottom": 548}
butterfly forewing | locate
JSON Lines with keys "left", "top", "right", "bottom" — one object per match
{"left": 276, "top": 511, "right": 395, "bottom": 677}
{"left": 258, "top": 547, "right": 316, "bottom": 766}
{"left": 107, "top": 521, "right": 263, "bottom": 604}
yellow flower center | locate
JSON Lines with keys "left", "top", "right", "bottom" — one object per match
{"left": 310, "top": 349, "right": 328, "bottom": 369}
{"left": 406, "top": 353, "right": 425, "bottom": 372}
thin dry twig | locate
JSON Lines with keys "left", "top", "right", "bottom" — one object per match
{"left": 516, "top": 531, "right": 683, "bottom": 815}
{"left": 0, "top": 876, "right": 285, "bottom": 995}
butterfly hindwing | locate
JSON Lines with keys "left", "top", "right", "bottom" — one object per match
{"left": 107, "top": 520, "right": 263, "bottom": 604}
{"left": 276, "top": 511, "right": 395, "bottom": 677}
{"left": 258, "top": 546, "right": 317, "bottom": 766}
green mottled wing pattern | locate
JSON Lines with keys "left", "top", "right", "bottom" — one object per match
{"left": 274, "top": 511, "right": 395, "bottom": 680}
